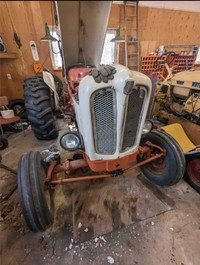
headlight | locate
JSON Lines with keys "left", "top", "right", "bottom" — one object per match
{"left": 142, "top": 120, "right": 153, "bottom": 134}
{"left": 60, "top": 132, "right": 81, "bottom": 151}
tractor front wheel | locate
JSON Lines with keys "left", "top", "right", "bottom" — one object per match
{"left": 138, "top": 130, "right": 185, "bottom": 186}
{"left": 17, "top": 151, "right": 54, "bottom": 232}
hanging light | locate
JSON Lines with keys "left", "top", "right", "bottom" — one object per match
{"left": 40, "top": 23, "right": 57, "bottom": 42}
{"left": 111, "top": 28, "right": 125, "bottom": 43}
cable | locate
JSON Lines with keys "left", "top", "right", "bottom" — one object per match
{"left": 35, "top": 3, "right": 57, "bottom": 75}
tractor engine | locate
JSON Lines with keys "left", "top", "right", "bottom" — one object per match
{"left": 71, "top": 64, "right": 152, "bottom": 161}
{"left": 169, "top": 71, "right": 200, "bottom": 123}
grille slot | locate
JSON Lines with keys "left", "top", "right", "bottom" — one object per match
{"left": 91, "top": 88, "right": 116, "bottom": 154}
{"left": 121, "top": 87, "right": 146, "bottom": 152}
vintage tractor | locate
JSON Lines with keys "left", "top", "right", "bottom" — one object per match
{"left": 152, "top": 52, "right": 200, "bottom": 127}
{"left": 151, "top": 52, "right": 200, "bottom": 193}
{"left": 18, "top": 63, "right": 188, "bottom": 232}
{"left": 17, "top": 2, "right": 197, "bottom": 232}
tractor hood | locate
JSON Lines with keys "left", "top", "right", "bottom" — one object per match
{"left": 56, "top": 1, "right": 112, "bottom": 73}
{"left": 171, "top": 70, "right": 200, "bottom": 88}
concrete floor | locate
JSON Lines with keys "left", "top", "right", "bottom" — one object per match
{"left": 0, "top": 120, "right": 200, "bottom": 265}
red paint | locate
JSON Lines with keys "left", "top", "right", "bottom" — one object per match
{"left": 45, "top": 144, "right": 166, "bottom": 186}
{"left": 187, "top": 159, "right": 200, "bottom": 187}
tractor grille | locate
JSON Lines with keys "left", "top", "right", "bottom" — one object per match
{"left": 91, "top": 88, "right": 116, "bottom": 154}
{"left": 121, "top": 88, "right": 145, "bottom": 152}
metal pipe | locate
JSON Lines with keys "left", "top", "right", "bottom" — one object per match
{"left": 48, "top": 152, "right": 164, "bottom": 185}
{"left": 185, "top": 150, "right": 200, "bottom": 155}
{"left": 69, "top": 158, "right": 88, "bottom": 170}
{"left": 125, "top": 153, "right": 164, "bottom": 173}
{"left": 124, "top": 1, "right": 128, "bottom": 67}
{"left": 136, "top": 1, "right": 139, "bottom": 71}
{"left": 50, "top": 173, "right": 112, "bottom": 184}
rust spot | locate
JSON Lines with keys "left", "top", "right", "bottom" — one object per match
{"left": 88, "top": 212, "right": 97, "bottom": 221}
{"left": 80, "top": 19, "right": 84, "bottom": 27}
{"left": 76, "top": 225, "right": 94, "bottom": 243}
{"left": 127, "top": 197, "right": 138, "bottom": 221}
{"left": 104, "top": 199, "right": 109, "bottom": 209}
{"left": 131, "top": 206, "right": 137, "bottom": 221}
{"left": 75, "top": 203, "right": 83, "bottom": 222}
{"left": 130, "top": 197, "right": 137, "bottom": 204}
{"left": 111, "top": 201, "right": 124, "bottom": 229}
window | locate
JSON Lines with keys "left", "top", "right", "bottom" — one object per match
{"left": 101, "top": 29, "right": 117, "bottom": 65}
{"left": 49, "top": 25, "right": 62, "bottom": 70}
{"left": 195, "top": 47, "right": 200, "bottom": 65}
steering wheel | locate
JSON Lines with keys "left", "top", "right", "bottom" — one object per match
{"left": 154, "top": 51, "right": 177, "bottom": 72}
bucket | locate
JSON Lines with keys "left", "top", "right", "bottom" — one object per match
{"left": 1, "top": 110, "right": 15, "bottom": 119}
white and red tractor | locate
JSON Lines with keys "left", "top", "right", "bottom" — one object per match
{"left": 17, "top": 1, "right": 191, "bottom": 232}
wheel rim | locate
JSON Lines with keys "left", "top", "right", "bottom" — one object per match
{"left": 41, "top": 166, "right": 52, "bottom": 210}
{"left": 41, "top": 163, "right": 54, "bottom": 218}
{"left": 147, "top": 154, "right": 167, "bottom": 175}
{"left": 187, "top": 159, "right": 200, "bottom": 187}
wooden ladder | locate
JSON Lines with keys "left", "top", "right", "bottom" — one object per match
{"left": 123, "top": 1, "right": 139, "bottom": 71}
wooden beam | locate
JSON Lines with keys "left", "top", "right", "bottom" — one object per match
{"left": 0, "top": 52, "right": 17, "bottom": 59}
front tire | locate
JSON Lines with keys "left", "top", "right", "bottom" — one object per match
{"left": 138, "top": 130, "right": 185, "bottom": 186}
{"left": 17, "top": 151, "right": 54, "bottom": 232}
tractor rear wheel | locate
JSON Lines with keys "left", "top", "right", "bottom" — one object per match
{"left": 17, "top": 151, "right": 54, "bottom": 232}
{"left": 23, "top": 76, "right": 58, "bottom": 140}
{"left": 185, "top": 153, "right": 200, "bottom": 193}
{"left": 138, "top": 130, "right": 185, "bottom": 186}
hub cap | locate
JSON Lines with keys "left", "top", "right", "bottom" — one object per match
{"left": 147, "top": 154, "right": 167, "bottom": 175}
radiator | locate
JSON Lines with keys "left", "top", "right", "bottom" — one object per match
{"left": 121, "top": 88, "right": 146, "bottom": 152}
{"left": 91, "top": 87, "right": 117, "bottom": 154}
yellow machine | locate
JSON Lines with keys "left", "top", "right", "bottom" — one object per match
{"left": 153, "top": 68, "right": 200, "bottom": 123}
{"left": 151, "top": 56, "right": 200, "bottom": 193}
{"left": 153, "top": 68, "right": 200, "bottom": 143}
{"left": 169, "top": 71, "right": 200, "bottom": 121}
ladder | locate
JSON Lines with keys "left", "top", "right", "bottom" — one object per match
{"left": 123, "top": 1, "right": 139, "bottom": 71}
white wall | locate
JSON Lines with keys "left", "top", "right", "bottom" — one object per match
{"left": 139, "top": 1, "right": 200, "bottom": 13}
{"left": 113, "top": 1, "right": 200, "bottom": 13}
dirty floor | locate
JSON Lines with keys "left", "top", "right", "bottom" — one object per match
{"left": 0, "top": 120, "right": 200, "bottom": 265}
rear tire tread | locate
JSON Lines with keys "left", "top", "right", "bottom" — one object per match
{"left": 23, "top": 77, "right": 58, "bottom": 140}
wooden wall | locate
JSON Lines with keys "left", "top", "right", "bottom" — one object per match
{"left": 0, "top": 2, "right": 200, "bottom": 100}
{"left": 108, "top": 4, "right": 200, "bottom": 63}
{"left": 0, "top": 1, "right": 62, "bottom": 100}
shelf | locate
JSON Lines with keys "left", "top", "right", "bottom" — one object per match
{"left": 0, "top": 52, "right": 17, "bottom": 59}
{"left": 128, "top": 41, "right": 138, "bottom": 44}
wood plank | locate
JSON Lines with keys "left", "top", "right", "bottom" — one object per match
{"left": 108, "top": 4, "right": 200, "bottom": 65}
{"left": 0, "top": 1, "right": 63, "bottom": 100}
{"left": 72, "top": 171, "right": 173, "bottom": 243}
{"left": 0, "top": 53, "right": 17, "bottom": 59}
{"left": 0, "top": 2, "right": 200, "bottom": 99}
